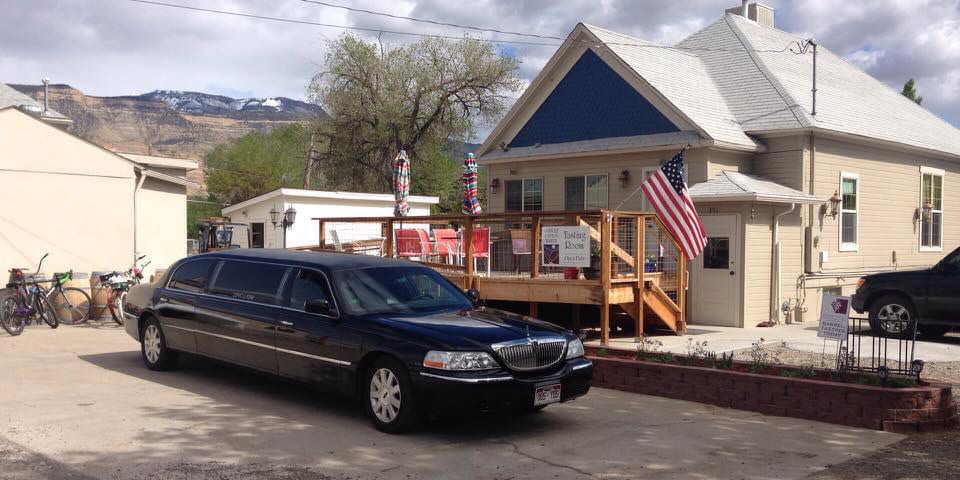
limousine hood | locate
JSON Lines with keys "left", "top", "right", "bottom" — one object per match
{"left": 371, "top": 307, "right": 569, "bottom": 350}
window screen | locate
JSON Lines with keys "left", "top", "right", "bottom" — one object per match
{"left": 168, "top": 259, "right": 216, "bottom": 293}
{"left": 840, "top": 176, "right": 858, "bottom": 247}
{"left": 921, "top": 172, "right": 943, "bottom": 248}
{"left": 505, "top": 180, "right": 522, "bottom": 212}
{"left": 523, "top": 178, "right": 543, "bottom": 211}
{"left": 209, "top": 261, "right": 288, "bottom": 304}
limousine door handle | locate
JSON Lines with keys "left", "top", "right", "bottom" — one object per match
{"left": 157, "top": 296, "right": 169, "bottom": 304}
{"left": 279, "top": 320, "right": 295, "bottom": 327}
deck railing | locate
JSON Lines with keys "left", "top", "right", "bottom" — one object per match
{"left": 310, "top": 210, "right": 687, "bottom": 341}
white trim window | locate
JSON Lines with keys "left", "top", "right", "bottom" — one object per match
{"left": 838, "top": 172, "right": 859, "bottom": 251}
{"left": 920, "top": 166, "right": 944, "bottom": 251}
{"left": 505, "top": 177, "right": 543, "bottom": 212}
{"left": 564, "top": 174, "right": 608, "bottom": 210}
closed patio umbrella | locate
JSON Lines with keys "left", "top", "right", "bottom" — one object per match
{"left": 461, "top": 153, "right": 481, "bottom": 215}
{"left": 393, "top": 150, "right": 410, "bottom": 217}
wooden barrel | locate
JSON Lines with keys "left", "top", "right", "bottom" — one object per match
{"left": 150, "top": 268, "right": 167, "bottom": 284}
{"left": 89, "top": 271, "right": 114, "bottom": 321}
{"left": 50, "top": 272, "right": 90, "bottom": 324}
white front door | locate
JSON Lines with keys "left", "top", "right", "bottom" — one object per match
{"left": 691, "top": 214, "right": 741, "bottom": 327}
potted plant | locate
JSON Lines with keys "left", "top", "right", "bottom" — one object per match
{"left": 582, "top": 242, "right": 602, "bottom": 280}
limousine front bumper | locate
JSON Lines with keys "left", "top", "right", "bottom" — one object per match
{"left": 413, "top": 357, "right": 593, "bottom": 415}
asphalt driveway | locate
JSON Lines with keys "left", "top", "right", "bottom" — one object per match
{"left": 2, "top": 327, "right": 901, "bottom": 480}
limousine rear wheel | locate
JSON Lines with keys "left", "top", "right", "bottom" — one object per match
{"left": 141, "top": 317, "right": 178, "bottom": 371}
{"left": 365, "top": 358, "right": 418, "bottom": 433}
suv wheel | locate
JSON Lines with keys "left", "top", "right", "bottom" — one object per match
{"left": 869, "top": 295, "right": 917, "bottom": 339}
{"left": 141, "top": 317, "right": 179, "bottom": 371}
{"left": 364, "top": 357, "right": 418, "bottom": 433}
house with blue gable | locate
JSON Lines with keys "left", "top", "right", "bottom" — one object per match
{"left": 476, "top": 4, "right": 960, "bottom": 332}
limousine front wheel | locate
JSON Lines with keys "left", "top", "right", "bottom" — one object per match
{"left": 141, "top": 317, "right": 178, "bottom": 371}
{"left": 365, "top": 358, "right": 418, "bottom": 433}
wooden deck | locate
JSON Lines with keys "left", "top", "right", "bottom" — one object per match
{"left": 311, "top": 210, "right": 687, "bottom": 344}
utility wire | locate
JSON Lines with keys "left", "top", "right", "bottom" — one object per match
{"left": 125, "top": 0, "right": 804, "bottom": 53}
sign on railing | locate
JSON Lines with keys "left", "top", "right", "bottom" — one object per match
{"left": 541, "top": 226, "right": 590, "bottom": 267}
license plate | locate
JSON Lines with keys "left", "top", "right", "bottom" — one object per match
{"left": 534, "top": 384, "right": 561, "bottom": 406}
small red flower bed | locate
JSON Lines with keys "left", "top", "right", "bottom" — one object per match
{"left": 586, "top": 347, "right": 958, "bottom": 433}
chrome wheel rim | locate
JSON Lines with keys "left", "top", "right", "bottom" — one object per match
{"left": 143, "top": 325, "right": 161, "bottom": 363}
{"left": 369, "top": 368, "right": 401, "bottom": 424}
{"left": 878, "top": 304, "right": 909, "bottom": 333}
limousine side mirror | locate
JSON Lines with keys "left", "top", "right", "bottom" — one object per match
{"left": 305, "top": 298, "right": 336, "bottom": 316}
{"left": 465, "top": 288, "right": 481, "bottom": 305}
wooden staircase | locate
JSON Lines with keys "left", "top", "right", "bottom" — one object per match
{"left": 616, "top": 281, "right": 685, "bottom": 335}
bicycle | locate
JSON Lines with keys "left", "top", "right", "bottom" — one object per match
{"left": 45, "top": 270, "right": 93, "bottom": 326}
{"left": 104, "top": 255, "right": 150, "bottom": 325}
{"left": 2, "top": 254, "right": 58, "bottom": 335}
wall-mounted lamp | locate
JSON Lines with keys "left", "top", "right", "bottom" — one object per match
{"left": 269, "top": 205, "right": 297, "bottom": 228}
{"left": 618, "top": 169, "right": 630, "bottom": 187}
{"left": 825, "top": 191, "right": 842, "bottom": 218}
{"left": 490, "top": 178, "right": 500, "bottom": 194}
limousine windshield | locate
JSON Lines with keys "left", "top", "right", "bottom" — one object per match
{"left": 334, "top": 266, "right": 472, "bottom": 315}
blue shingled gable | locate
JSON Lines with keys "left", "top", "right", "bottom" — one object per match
{"left": 508, "top": 49, "right": 679, "bottom": 148}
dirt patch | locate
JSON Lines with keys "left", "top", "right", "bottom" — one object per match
{"left": 806, "top": 431, "right": 960, "bottom": 480}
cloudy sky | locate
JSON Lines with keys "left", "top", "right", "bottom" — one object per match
{"left": 3, "top": 0, "right": 960, "bottom": 133}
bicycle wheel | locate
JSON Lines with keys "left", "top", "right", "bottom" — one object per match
{"left": 36, "top": 294, "right": 59, "bottom": 329}
{"left": 50, "top": 287, "right": 92, "bottom": 325}
{"left": 107, "top": 290, "right": 124, "bottom": 326}
{"left": 1, "top": 294, "right": 26, "bottom": 336}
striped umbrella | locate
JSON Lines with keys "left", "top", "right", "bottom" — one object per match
{"left": 393, "top": 150, "right": 410, "bottom": 217}
{"left": 461, "top": 153, "right": 481, "bottom": 215}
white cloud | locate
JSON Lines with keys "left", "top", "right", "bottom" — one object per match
{"left": 1, "top": 0, "right": 958, "bottom": 126}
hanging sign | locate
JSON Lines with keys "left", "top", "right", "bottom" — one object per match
{"left": 541, "top": 226, "right": 590, "bottom": 267}
{"left": 817, "top": 294, "right": 850, "bottom": 341}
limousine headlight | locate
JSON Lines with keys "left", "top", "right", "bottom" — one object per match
{"left": 566, "top": 338, "right": 585, "bottom": 359}
{"left": 423, "top": 351, "right": 498, "bottom": 371}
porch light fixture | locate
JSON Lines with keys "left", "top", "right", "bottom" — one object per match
{"left": 826, "top": 191, "right": 842, "bottom": 218}
{"left": 490, "top": 178, "right": 500, "bottom": 194}
{"left": 269, "top": 206, "right": 297, "bottom": 228}
{"left": 618, "top": 169, "right": 630, "bottom": 187}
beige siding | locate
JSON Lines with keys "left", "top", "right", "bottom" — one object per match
{"left": 706, "top": 149, "right": 752, "bottom": 179}
{"left": 136, "top": 177, "right": 187, "bottom": 279}
{"left": 485, "top": 148, "right": 712, "bottom": 213}
{"left": 810, "top": 137, "right": 958, "bottom": 272}
{"left": 743, "top": 204, "right": 773, "bottom": 324}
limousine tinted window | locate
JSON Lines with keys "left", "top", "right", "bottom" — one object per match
{"left": 209, "top": 260, "right": 288, "bottom": 304}
{"left": 335, "top": 266, "right": 470, "bottom": 315}
{"left": 168, "top": 259, "right": 216, "bottom": 293}
{"left": 288, "top": 269, "right": 333, "bottom": 311}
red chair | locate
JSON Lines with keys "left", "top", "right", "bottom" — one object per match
{"left": 395, "top": 229, "right": 424, "bottom": 259}
{"left": 461, "top": 227, "right": 491, "bottom": 275}
{"left": 415, "top": 229, "right": 437, "bottom": 261}
{"left": 433, "top": 229, "right": 460, "bottom": 263}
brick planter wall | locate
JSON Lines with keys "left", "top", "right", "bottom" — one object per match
{"left": 589, "top": 355, "right": 958, "bottom": 432}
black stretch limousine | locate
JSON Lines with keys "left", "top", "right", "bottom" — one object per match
{"left": 123, "top": 249, "right": 592, "bottom": 432}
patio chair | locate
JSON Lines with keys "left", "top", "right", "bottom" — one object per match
{"left": 330, "top": 230, "right": 344, "bottom": 252}
{"left": 509, "top": 229, "right": 532, "bottom": 274}
{"left": 395, "top": 229, "right": 424, "bottom": 259}
{"left": 460, "top": 227, "right": 491, "bottom": 276}
{"left": 433, "top": 229, "right": 460, "bottom": 264}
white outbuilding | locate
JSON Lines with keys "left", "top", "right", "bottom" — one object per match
{"left": 221, "top": 188, "right": 439, "bottom": 249}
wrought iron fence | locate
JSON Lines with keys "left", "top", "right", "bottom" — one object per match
{"left": 838, "top": 316, "right": 921, "bottom": 379}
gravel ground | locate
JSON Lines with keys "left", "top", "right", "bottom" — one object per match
{"left": 728, "top": 343, "right": 960, "bottom": 480}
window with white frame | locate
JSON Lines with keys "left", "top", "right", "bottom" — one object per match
{"left": 564, "top": 174, "right": 608, "bottom": 210}
{"left": 505, "top": 178, "right": 543, "bottom": 212}
{"left": 920, "top": 167, "right": 944, "bottom": 250}
{"left": 839, "top": 172, "right": 859, "bottom": 251}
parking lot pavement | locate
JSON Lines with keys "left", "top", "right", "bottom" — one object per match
{"left": 3, "top": 327, "right": 901, "bottom": 480}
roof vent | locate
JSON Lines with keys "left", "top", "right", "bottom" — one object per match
{"left": 725, "top": 2, "right": 774, "bottom": 28}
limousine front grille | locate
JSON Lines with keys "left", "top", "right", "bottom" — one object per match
{"left": 493, "top": 338, "right": 567, "bottom": 372}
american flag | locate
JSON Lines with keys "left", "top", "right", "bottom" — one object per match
{"left": 640, "top": 151, "right": 707, "bottom": 260}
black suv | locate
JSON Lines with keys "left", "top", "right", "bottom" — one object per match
{"left": 123, "top": 249, "right": 592, "bottom": 432}
{"left": 852, "top": 246, "right": 960, "bottom": 337}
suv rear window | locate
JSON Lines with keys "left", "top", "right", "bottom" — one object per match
{"left": 168, "top": 259, "right": 216, "bottom": 293}
{"left": 209, "top": 260, "right": 288, "bottom": 304}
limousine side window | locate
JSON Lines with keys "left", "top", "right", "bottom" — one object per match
{"left": 168, "top": 259, "right": 216, "bottom": 293}
{"left": 288, "top": 269, "right": 334, "bottom": 312}
{"left": 208, "top": 260, "right": 288, "bottom": 304}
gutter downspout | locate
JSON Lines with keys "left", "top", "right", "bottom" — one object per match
{"left": 772, "top": 203, "right": 796, "bottom": 323}
{"left": 134, "top": 168, "right": 147, "bottom": 264}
